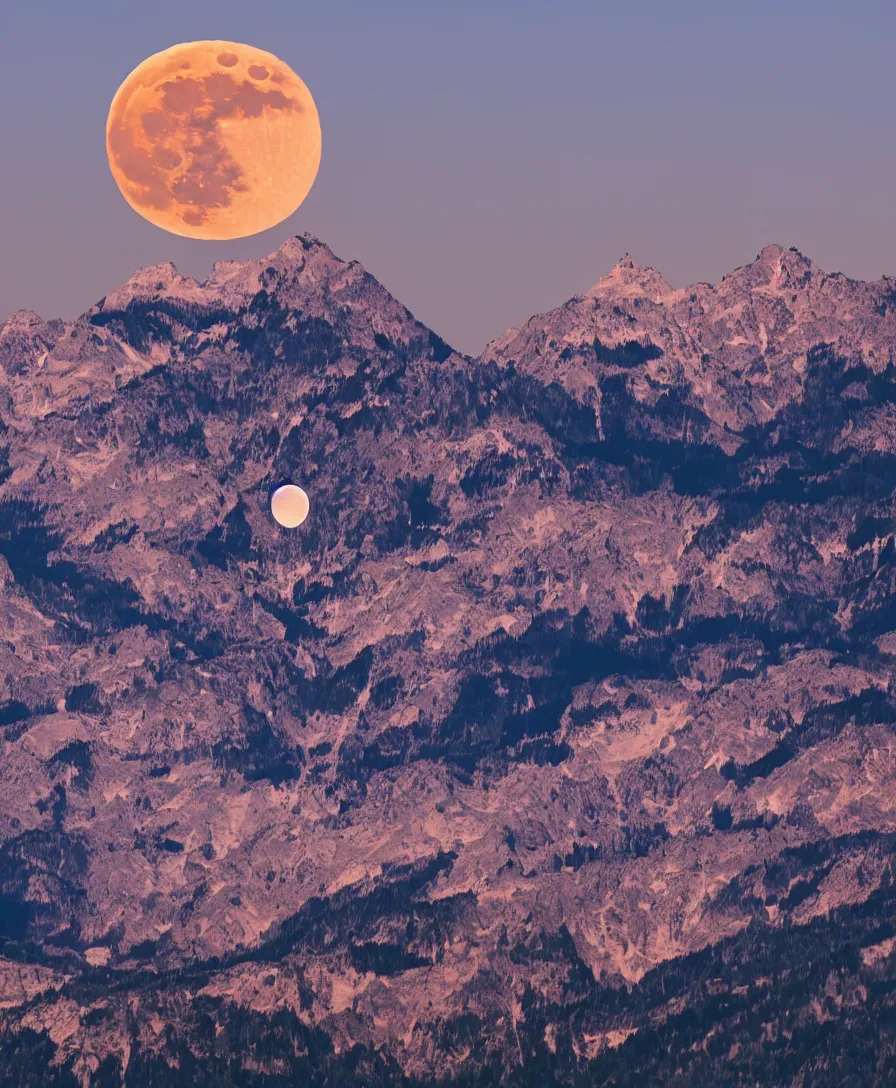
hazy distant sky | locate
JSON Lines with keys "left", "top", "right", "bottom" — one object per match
{"left": 2, "top": 0, "right": 895, "bottom": 355}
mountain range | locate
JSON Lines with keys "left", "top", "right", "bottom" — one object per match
{"left": 2, "top": 236, "right": 896, "bottom": 1085}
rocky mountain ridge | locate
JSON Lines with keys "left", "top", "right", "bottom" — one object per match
{"left": 1, "top": 236, "right": 896, "bottom": 1085}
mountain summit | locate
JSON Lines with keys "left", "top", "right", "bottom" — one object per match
{"left": 485, "top": 242, "right": 896, "bottom": 433}
{"left": 2, "top": 240, "right": 896, "bottom": 1084}
{"left": 587, "top": 252, "right": 675, "bottom": 300}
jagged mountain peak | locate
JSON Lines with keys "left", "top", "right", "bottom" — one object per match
{"left": 85, "top": 233, "right": 436, "bottom": 359}
{"left": 0, "top": 309, "right": 46, "bottom": 336}
{"left": 97, "top": 235, "right": 360, "bottom": 315}
{"left": 755, "top": 242, "right": 817, "bottom": 269}
{"left": 0, "top": 308, "right": 62, "bottom": 377}
{"left": 102, "top": 260, "right": 208, "bottom": 312}
{"left": 0, "top": 235, "right": 459, "bottom": 420}
{"left": 587, "top": 244, "right": 825, "bottom": 305}
{"left": 718, "top": 241, "right": 826, "bottom": 292}
{"left": 587, "top": 252, "right": 675, "bottom": 302}
{"left": 273, "top": 231, "right": 342, "bottom": 262}
{"left": 257, "top": 233, "right": 372, "bottom": 295}
{"left": 484, "top": 242, "right": 896, "bottom": 434}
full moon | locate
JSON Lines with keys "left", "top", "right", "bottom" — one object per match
{"left": 106, "top": 40, "right": 321, "bottom": 240}
{"left": 271, "top": 485, "right": 310, "bottom": 529}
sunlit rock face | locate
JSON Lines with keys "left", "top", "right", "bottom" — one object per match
{"left": 2, "top": 238, "right": 896, "bottom": 1083}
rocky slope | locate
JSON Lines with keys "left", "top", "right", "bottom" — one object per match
{"left": 2, "top": 237, "right": 896, "bottom": 1085}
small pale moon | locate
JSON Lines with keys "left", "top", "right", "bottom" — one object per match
{"left": 106, "top": 40, "right": 321, "bottom": 240}
{"left": 271, "top": 485, "right": 310, "bottom": 529}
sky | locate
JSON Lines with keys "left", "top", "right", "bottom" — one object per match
{"left": 2, "top": 0, "right": 895, "bottom": 356}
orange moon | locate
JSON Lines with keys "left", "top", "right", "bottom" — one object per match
{"left": 106, "top": 41, "right": 321, "bottom": 240}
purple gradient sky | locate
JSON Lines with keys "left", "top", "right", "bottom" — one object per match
{"left": 2, "top": 0, "right": 894, "bottom": 355}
